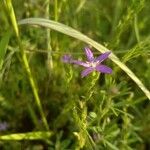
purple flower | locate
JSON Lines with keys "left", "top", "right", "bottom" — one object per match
{"left": 0, "top": 122, "right": 8, "bottom": 131}
{"left": 62, "top": 47, "right": 112, "bottom": 78}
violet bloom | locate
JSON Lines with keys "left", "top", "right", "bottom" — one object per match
{"left": 62, "top": 47, "right": 112, "bottom": 78}
{"left": 0, "top": 122, "right": 8, "bottom": 131}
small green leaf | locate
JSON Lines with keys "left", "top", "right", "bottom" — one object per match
{"left": 0, "top": 131, "right": 52, "bottom": 140}
{"left": 0, "top": 30, "right": 11, "bottom": 70}
{"left": 105, "top": 140, "right": 119, "bottom": 150}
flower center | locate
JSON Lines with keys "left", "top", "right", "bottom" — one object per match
{"left": 86, "top": 61, "right": 99, "bottom": 68}
{"left": 91, "top": 62, "right": 97, "bottom": 67}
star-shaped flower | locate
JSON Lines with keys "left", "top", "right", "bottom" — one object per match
{"left": 62, "top": 47, "right": 112, "bottom": 77}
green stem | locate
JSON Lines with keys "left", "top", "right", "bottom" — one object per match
{"left": 134, "top": 14, "right": 140, "bottom": 43}
{"left": 54, "top": 0, "right": 58, "bottom": 21}
{"left": 21, "top": 49, "right": 49, "bottom": 130}
{"left": 4, "top": 0, "right": 49, "bottom": 130}
{"left": 86, "top": 73, "right": 99, "bottom": 101}
{"left": 46, "top": 0, "right": 53, "bottom": 70}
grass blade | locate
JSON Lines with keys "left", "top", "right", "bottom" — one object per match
{"left": 0, "top": 30, "right": 11, "bottom": 70}
{"left": 18, "top": 18, "right": 150, "bottom": 100}
{"left": 0, "top": 131, "right": 52, "bottom": 140}
{"left": 105, "top": 140, "right": 119, "bottom": 150}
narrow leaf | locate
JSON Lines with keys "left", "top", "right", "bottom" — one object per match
{"left": 0, "top": 131, "right": 52, "bottom": 140}
{"left": 105, "top": 140, "right": 119, "bottom": 150}
{"left": 0, "top": 30, "right": 11, "bottom": 70}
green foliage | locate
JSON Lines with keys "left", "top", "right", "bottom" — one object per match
{"left": 0, "top": 0, "right": 150, "bottom": 149}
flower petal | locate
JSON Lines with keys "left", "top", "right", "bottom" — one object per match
{"left": 62, "top": 55, "right": 72, "bottom": 63}
{"left": 84, "top": 47, "right": 94, "bottom": 62}
{"left": 72, "top": 60, "right": 89, "bottom": 67}
{"left": 95, "top": 51, "right": 111, "bottom": 63}
{"left": 96, "top": 65, "right": 112, "bottom": 74}
{"left": 81, "top": 67, "right": 94, "bottom": 78}
{"left": 62, "top": 55, "right": 89, "bottom": 67}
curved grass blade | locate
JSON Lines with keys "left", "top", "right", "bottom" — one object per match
{"left": 0, "top": 131, "right": 52, "bottom": 140}
{"left": 18, "top": 18, "right": 150, "bottom": 100}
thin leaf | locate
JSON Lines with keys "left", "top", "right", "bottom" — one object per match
{"left": 0, "top": 30, "right": 11, "bottom": 70}
{"left": 105, "top": 140, "right": 119, "bottom": 150}
{"left": 0, "top": 131, "right": 52, "bottom": 140}
{"left": 18, "top": 18, "right": 150, "bottom": 100}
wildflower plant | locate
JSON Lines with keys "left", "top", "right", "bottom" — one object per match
{"left": 62, "top": 47, "right": 112, "bottom": 77}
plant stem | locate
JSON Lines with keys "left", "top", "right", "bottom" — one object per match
{"left": 54, "top": 0, "right": 58, "bottom": 21}
{"left": 46, "top": 0, "right": 53, "bottom": 70}
{"left": 134, "top": 14, "right": 140, "bottom": 43}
